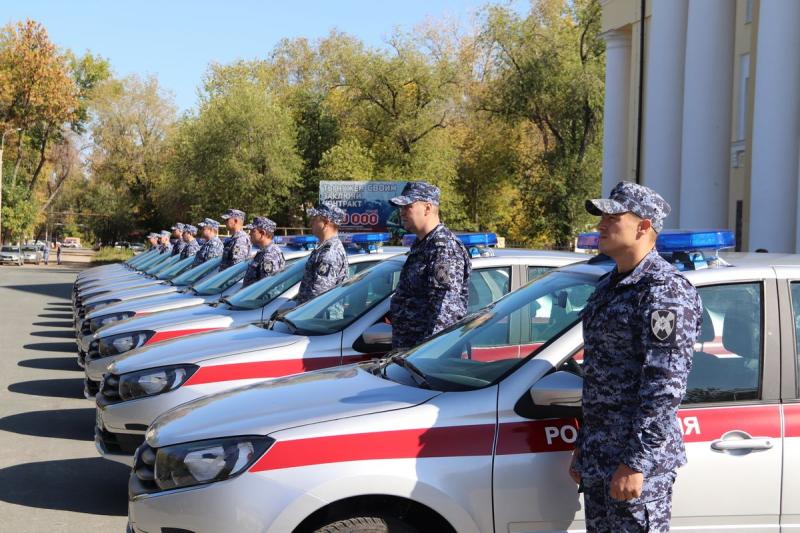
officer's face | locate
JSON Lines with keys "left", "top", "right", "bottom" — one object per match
{"left": 202, "top": 227, "right": 214, "bottom": 240}
{"left": 597, "top": 212, "right": 648, "bottom": 255}
{"left": 310, "top": 216, "right": 328, "bottom": 239}
{"left": 224, "top": 218, "right": 238, "bottom": 232}
{"left": 399, "top": 201, "right": 431, "bottom": 232}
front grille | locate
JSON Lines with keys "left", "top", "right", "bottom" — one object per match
{"left": 96, "top": 373, "right": 122, "bottom": 406}
{"left": 81, "top": 320, "right": 92, "bottom": 336}
{"left": 96, "top": 424, "right": 145, "bottom": 456}
{"left": 87, "top": 340, "right": 101, "bottom": 362}
{"left": 129, "top": 442, "right": 158, "bottom": 498}
{"left": 84, "top": 377, "right": 100, "bottom": 397}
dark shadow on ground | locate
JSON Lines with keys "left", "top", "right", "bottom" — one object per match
{"left": 18, "top": 357, "right": 81, "bottom": 371}
{"left": 29, "top": 330, "right": 74, "bottom": 339}
{"left": 47, "top": 301, "right": 72, "bottom": 306}
{"left": 0, "top": 408, "right": 94, "bottom": 441}
{"left": 38, "top": 313, "right": 73, "bottom": 319}
{"left": 23, "top": 341, "right": 77, "bottom": 353}
{"left": 0, "top": 457, "right": 128, "bottom": 516}
{"left": 1, "top": 282, "right": 73, "bottom": 299}
{"left": 43, "top": 307, "right": 72, "bottom": 312}
{"left": 32, "top": 321, "right": 73, "bottom": 328}
{"left": 8, "top": 378, "right": 85, "bottom": 399}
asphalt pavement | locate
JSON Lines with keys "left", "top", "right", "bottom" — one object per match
{"left": 0, "top": 264, "right": 128, "bottom": 532}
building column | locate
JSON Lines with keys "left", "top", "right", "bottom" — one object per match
{"left": 601, "top": 30, "right": 632, "bottom": 196}
{"left": 749, "top": 0, "right": 800, "bottom": 252}
{"left": 678, "top": 0, "right": 735, "bottom": 230}
{"left": 641, "top": 0, "right": 688, "bottom": 228}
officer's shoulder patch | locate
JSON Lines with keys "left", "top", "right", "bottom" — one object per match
{"left": 434, "top": 261, "right": 450, "bottom": 285}
{"left": 650, "top": 309, "right": 677, "bottom": 342}
{"left": 318, "top": 262, "right": 330, "bottom": 275}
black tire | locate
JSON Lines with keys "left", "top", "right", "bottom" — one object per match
{"left": 312, "top": 516, "right": 419, "bottom": 533}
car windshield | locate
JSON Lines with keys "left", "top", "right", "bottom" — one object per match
{"left": 225, "top": 258, "right": 308, "bottom": 310}
{"left": 156, "top": 256, "right": 196, "bottom": 280}
{"left": 171, "top": 257, "right": 222, "bottom": 286}
{"left": 1, "top": 246, "right": 15, "bottom": 252}
{"left": 281, "top": 257, "right": 405, "bottom": 335}
{"left": 142, "top": 254, "right": 178, "bottom": 275}
{"left": 389, "top": 270, "right": 602, "bottom": 391}
{"left": 191, "top": 260, "right": 250, "bottom": 295}
{"left": 22, "top": 246, "right": 37, "bottom": 252}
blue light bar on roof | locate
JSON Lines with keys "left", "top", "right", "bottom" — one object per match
{"left": 340, "top": 232, "right": 391, "bottom": 254}
{"left": 286, "top": 234, "right": 318, "bottom": 250}
{"left": 402, "top": 232, "right": 498, "bottom": 247}
{"left": 576, "top": 229, "right": 735, "bottom": 252}
{"left": 273, "top": 236, "right": 284, "bottom": 245}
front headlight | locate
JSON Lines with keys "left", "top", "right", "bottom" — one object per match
{"left": 118, "top": 364, "right": 197, "bottom": 400}
{"left": 98, "top": 330, "right": 154, "bottom": 356}
{"left": 84, "top": 299, "right": 122, "bottom": 314}
{"left": 90, "top": 312, "right": 136, "bottom": 332}
{"left": 154, "top": 436, "right": 272, "bottom": 491}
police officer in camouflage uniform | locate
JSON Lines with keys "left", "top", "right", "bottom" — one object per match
{"left": 569, "top": 182, "right": 703, "bottom": 533}
{"left": 157, "top": 231, "right": 172, "bottom": 255}
{"left": 146, "top": 233, "right": 159, "bottom": 250}
{"left": 219, "top": 209, "right": 251, "bottom": 271}
{"left": 388, "top": 181, "right": 471, "bottom": 350}
{"left": 180, "top": 224, "right": 201, "bottom": 259}
{"left": 191, "top": 218, "right": 225, "bottom": 267}
{"left": 242, "top": 216, "right": 286, "bottom": 287}
{"left": 293, "top": 202, "right": 349, "bottom": 304}
{"left": 170, "top": 223, "right": 187, "bottom": 256}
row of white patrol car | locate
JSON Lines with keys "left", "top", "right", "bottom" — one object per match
{"left": 73, "top": 230, "right": 800, "bottom": 533}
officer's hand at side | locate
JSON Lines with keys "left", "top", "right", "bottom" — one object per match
{"left": 609, "top": 464, "right": 643, "bottom": 500}
{"left": 568, "top": 450, "right": 581, "bottom": 484}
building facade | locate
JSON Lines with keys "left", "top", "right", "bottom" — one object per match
{"left": 601, "top": 0, "right": 796, "bottom": 252}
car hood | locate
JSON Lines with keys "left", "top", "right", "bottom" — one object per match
{"left": 109, "top": 325, "right": 304, "bottom": 373}
{"left": 96, "top": 304, "right": 227, "bottom": 337}
{"left": 81, "top": 276, "right": 160, "bottom": 296}
{"left": 82, "top": 280, "right": 169, "bottom": 304}
{"left": 148, "top": 364, "right": 438, "bottom": 447}
{"left": 84, "top": 291, "right": 191, "bottom": 320}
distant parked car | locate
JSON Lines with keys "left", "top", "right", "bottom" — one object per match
{"left": 0, "top": 246, "right": 22, "bottom": 266}
{"left": 129, "top": 243, "right": 146, "bottom": 253}
{"left": 63, "top": 237, "right": 81, "bottom": 248}
{"left": 113, "top": 242, "right": 131, "bottom": 249}
{"left": 21, "top": 245, "right": 44, "bottom": 264}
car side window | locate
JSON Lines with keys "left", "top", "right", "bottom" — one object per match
{"left": 467, "top": 267, "right": 511, "bottom": 313}
{"left": 527, "top": 266, "right": 553, "bottom": 282}
{"left": 684, "top": 282, "right": 762, "bottom": 404}
{"left": 790, "top": 282, "right": 800, "bottom": 396}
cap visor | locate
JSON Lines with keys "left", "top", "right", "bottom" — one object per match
{"left": 389, "top": 196, "right": 413, "bottom": 207}
{"left": 585, "top": 199, "right": 627, "bottom": 216}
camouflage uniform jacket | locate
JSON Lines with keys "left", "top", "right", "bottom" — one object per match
{"left": 294, "top": 236, "right": 348, "bottom": 304}
{"left": 180, "top": 239, "right": 201, "bottom": 260}
{"left": 157, "top": 243, "right": 172, "bottom": 255}
{"left": 243, "top": 243, "right": 286, "bottom": 287}
{"left": 389, "top": 223, "right": 471, "bottom": 350}
{"left": 191, "top": 236, "right": 224, "bottom": 267}
{"left": 576, "top": 248, "right": 702, "bottom": 481}
{"left": 171, "top": 240, "right": 187, "bottom": 257}
{"left": 219, "top": 230, "right": 251, "bottom": 270}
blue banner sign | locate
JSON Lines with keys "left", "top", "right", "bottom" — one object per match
{"left": 319, "top": 181, "right": 408, "bottom": 232}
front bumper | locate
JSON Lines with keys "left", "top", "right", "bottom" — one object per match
{"left": 94, "top": 425, "right": 140, "bottom": 466}
{"left": 97, "top": 387, "right": 204, "bottom": 440}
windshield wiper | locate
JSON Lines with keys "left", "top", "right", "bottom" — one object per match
{"left": 389, "top": 354, "right": 431, "bottom": 389}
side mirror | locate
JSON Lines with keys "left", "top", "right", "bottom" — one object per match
{"left": 354, "top": 323, "right": 392, "bottom": 354}
{"left": 528, "top": 370, "right": 583, "bottom": 419}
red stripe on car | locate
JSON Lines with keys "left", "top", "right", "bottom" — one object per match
{"left": 784, "top": 403, "right": 800, "bottom": 438}
{"left": 183, "top": 353, "right": 375, "bottom": 386}
{"left": 250, "top": 424, "right": 496, "bottom": 472}
{"left": 146, "top": 328, "right": 221, "bottom": 345}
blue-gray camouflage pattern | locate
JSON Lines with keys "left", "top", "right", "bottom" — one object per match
{"left": 576, "top": 249, "right": 702, "bottom": 479}
{"left": 180, "top": 239, "right": 201, "bottom": 260}
{"left": 389, "top": 223, "right": 471, "bottom": 350}
{"left": 219, "top": 229, "right": 251, "bottom": 271}
{"left": 294, "top": 236, "right": 348, "bottom": 304}
{"left": 243, "top": 243, "right": 286, "bottom": 287}
{"left": 389, "top": 181, "right": 441, "bottom": 206}
{"left": 171, "top": 239, "right": 187, "bottom": 256}
{"left": 157, "top": 242, "right": 172, "bottom": 255}
{"left": 307, "top": 202, "right": 346, "bottom": 226}
{"left": 191, "top": 236, "right": 224, "bottom": 267}
{"left": 221, "top": 208, "right": 246, "bottom": 221}
{"left": 583, "top": 472, "right": 676, "bottom": 532}
{"left": 586, "top": 182, "right": 671, "bottom": 233}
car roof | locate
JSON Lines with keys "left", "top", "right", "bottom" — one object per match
{"left": 719, "top": 251, "right": 800, "bottom": 267}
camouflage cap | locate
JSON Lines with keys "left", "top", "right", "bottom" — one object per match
{"left": 307, "top": 201, "right": 346, "bottom": 226}
{"left": 197, "top": 218, "right": 220, "bottom": 230}
{"left": 245, "top": 216, "right": 277, "bottom": 233}
{"left": 221, "top": 208, "right": 246, "bottom": 221}
{"left": 159, "top": 230, "right": 171, "bottom": 238}
{"left": 389, "top": 181, "right": 440, "bottom": 207}
{"left": 146, "top": 232, "right": 159, "bottom": 239}
{"left": 586, "top": 181, "right": 672, "bottom": 233}
{"left": 182, "top": 224, "right": 198, "bottom": 235}
{"left": 170, "top": 223, "right": 185, "bottom": 231}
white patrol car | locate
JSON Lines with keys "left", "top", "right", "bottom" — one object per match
{"left": 96, "top": 241, "right": 585, "bottom": 466}
{"left": 127, "top": 230, "right": 800, "bottom": 533}
{"left": 83, "top": 249, "right": 404, "bottom": 398}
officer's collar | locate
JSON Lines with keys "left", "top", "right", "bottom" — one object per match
{"left": 612, "top": 248, "right": 660, "bottom": 287}
{"left": 412, "top": 223, "right": 444, "bottom": 250}
{"left": 318, "top": 235, "right": 341, "bottom": 247}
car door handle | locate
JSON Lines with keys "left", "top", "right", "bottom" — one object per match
{"left": 710, "top": 431, "right": 774, "bottom": 452}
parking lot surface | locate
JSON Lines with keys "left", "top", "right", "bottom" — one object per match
{"left": 0, "top": 265, "right": 128, "bottom": 532}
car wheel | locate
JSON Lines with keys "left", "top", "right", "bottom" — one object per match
{"left": 312, "top": 516, "right": 419, "bottom": 533}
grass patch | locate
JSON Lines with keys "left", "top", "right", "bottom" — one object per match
{"left": 92, "top": 247, "right": 135, "bottom": 265}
